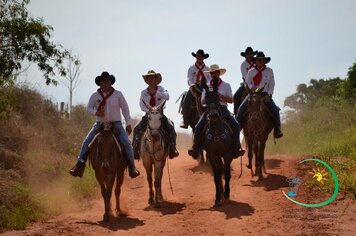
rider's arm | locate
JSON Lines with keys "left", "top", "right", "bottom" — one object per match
{"left": 87, "top": 93, "right": 98, "bottom": 116}
{"left": 267, "top": 68, "right": 275, "bottom": 96}
{"left": 201, "top": 90, "right": 206, "bottom": 105}
{"left": 118, "top": 91, "right": 132, "bottom": 126}
{"left": 187, "top": 66, "right": 195, "bottom": 86}
{"left": 157, "top": 86, "right": 170, "bottom": 101}
{"left": 139, "top": 90, "right": 149, "bottom": 112}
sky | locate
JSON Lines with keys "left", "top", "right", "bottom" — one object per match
{"left": 20, "top": 0, "right": 356, "bottom": 131}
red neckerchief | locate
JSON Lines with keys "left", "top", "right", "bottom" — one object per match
{"left": 252, "top": 66, "right": 266, "bottom": 86}
{"left": 210, "top": 78, "right": 222, "bottom": 89}
{"left": 195, "top": 63, "right": 206, "bottom": 83}
{"left": 97, "top": 87, "right": 115, "bottom": 111}
{"left": 147, "top": 85, "right": 158, "bottom": 107}
{"left": 247, "top": 60, "right": 254, "bottom": 70}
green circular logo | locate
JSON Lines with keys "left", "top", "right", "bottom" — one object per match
{"left": 282, "top": 158, "right": 339, "bottom": 207}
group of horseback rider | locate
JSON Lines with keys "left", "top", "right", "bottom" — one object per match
{"left": 68, "top": 47, "right": 283, "bottom": 179}
{"left": 181, "top": 48, "right": 283, "bottom": 159}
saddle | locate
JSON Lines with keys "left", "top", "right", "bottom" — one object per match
{"left": 88, "top": 123, "right": 127, "bottom": 165}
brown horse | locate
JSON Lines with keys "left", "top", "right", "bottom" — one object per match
{"left": 89, "top": 122, "right": 126, "bottom": 221}
{"left": 140, "top": 101, "right": 169, "bottom": 208}
{"left": 241, "top": 88, "right": 273, "bottom": 181}
{"left": 179, "top": 85, "right": 206, "bottom": 164}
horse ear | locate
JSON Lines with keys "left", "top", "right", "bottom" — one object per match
{"left": 142, "top": 100, "right": 153, "bottom": 111}
{"left": 157, "top": 100, "right": 166, "bottom": 112}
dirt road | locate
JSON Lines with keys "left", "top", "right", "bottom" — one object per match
{"left": 2, "top": 154, "right": 355, "bottom": 236}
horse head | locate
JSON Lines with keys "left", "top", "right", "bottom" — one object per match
{"left": 96, "top": 122, "right": 119, "bottom": 168}
{"left": 205, "top": 86, "right": 221, "bottom": 122}
{"left": 247, "top": 86, "right": 265, "bottom": 122}
{"left": 142, "top": 100, "right": 165, "bottom": 141}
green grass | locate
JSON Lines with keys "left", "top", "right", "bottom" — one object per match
{"left": 265, "top": 103, "right": 356, "bottom": 198}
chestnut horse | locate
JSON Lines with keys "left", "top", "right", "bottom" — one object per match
{"left": 89, "top": 122, "right": 126, "bottom": 221}
{"left": 241, "top": 87, "right": 273, "bottom": 181}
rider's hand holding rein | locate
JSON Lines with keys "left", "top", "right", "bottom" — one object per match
{"left": 126, "top": 125, "right": 132, "bottom": 135}
{"left": 95, "top": 106, "right": 105, "bottom": 117}
{"left": 219, "top": 94, "right": 233, "bottom": 103}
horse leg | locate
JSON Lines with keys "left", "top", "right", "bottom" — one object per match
{"left": 224, "top": 157, "right": 232, "bottom": 200}
{"left": 253, "top": 141, "right": 260, "bottom": 179}
{"left": 144, "top": 162, "right": 154, "bottom": 205}
{"left": 115, "top": 165, "right": 126, "bottom": 216}
{"left": 247, "top": 140, "right": 254, "bottom": 176}
{"left": 209, "top": 154, "right": 222, "bottom": 207}
{"left": 258, "top": 140, "right": 267, "bottom": 181}
{"left": 103, "top": 175, "right": 115, "bottom": 222}
{"left": 254, "top": 141, "right": 263, "bottom": 181}
{"left": 198, "top": 149, "right": 205, "bottom": 165}
{"left": 154, "top": 159, "right": 166, "bottom": 208}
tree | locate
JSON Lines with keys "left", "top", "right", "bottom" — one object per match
{"left": 59, "top": 51, "right": 81, "bottom": 116}
{"left": 344, "top": 62, "right": 356, "bottom": 100}
{"left": 0, "top": 0, "right": 69, "bottom": 86}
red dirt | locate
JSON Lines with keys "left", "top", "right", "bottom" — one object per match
{"left": 2, "top": 154, "right": 355, "bottom": 236}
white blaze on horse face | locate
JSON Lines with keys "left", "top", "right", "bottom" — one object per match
{"left": 148, "top": 111, "right": 162, "bottom": 130}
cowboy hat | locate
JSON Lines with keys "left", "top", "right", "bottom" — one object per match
{"left": 252, "top": 51, "right": 271, "bottom": 64}
{"left": 142, "top": 70, "right": 162, "bottom": 85}
{"left": 240, "top": 47, "right": 258, "bottom": 57}
{"left": 95, "top": 71, "right": 116, "bottom": 86}
{"left": 192, "top": 49, "right": 209, "bottom": 59}
{"left": 204, "top": 64, "right": 226, "bottom": 76}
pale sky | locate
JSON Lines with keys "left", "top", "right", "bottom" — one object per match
{"left": 21, "top": 0, "right": 356, "bottom": 131}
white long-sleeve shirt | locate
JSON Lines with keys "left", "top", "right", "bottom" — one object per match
{"left": 201, "top": 79, "right": 233, "bottom": 107}
{"left": 87, "top": 89, "right": 132, "bottom": 125}
{"left": 240, "top": 60, "right": 254, "bottom": 80}
{"left": 245, "top": 66, "right": 275, "bottom": 95}
{"left": 139, "top": 85, "right": 169, "bottom": 112}
{"left": 187, "top": 63, "right": 211, "bottom": 86}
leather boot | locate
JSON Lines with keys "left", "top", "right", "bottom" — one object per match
{"left": 69, "top": 151, "right": 89, "bottom": 178}
{"left": 233, "top": 142, "right": 245, "bottom": 159}
{"left": 274, "top": 127, "right": 283, "bottom": 139}
{"left": 188, "top": 144, "right": 200, "bottom": 160}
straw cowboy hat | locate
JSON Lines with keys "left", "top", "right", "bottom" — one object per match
{"left": 142, "top": 70, "right": 162, "bottom": 85}
{"left": 240, "top": 47, "right": 258, "bottom": 57}
{"left": 252, "top": 51, "right": 271, "bottom": 64}
{"left": 95, "top": 71, "right": 116, "bottom": 86}
{"left": 204, "top": 64, "right": 226, "bottom": 76}
{"left": 192, "top": 49, "right": 209, "bottom": 59}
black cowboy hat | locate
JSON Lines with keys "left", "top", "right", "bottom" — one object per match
{"left": 95, "top": 71, "right": 116, "bottom": 86}
{"left": 192, "top": 49, "right": 209, "bottom": 59}
{"left": 252, "top": 51, "right": 271, "bottom": 64}
{"left": 240, "top": 47, "right": 258, "bottom": 57}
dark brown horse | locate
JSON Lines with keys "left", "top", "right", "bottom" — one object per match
{"left": 203, "top": 89, "right": 235, "bottom": 207}
{"left": 241, "top": 88, "right": 273, "bottom": 181}
{"left": 89, "top": 122, "right": 126, "bottom": 221}
{"left": 179, "top": 85, "right": 206, "bottom": 163}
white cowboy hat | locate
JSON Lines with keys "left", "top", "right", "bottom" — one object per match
{"left": 204, "top": 64, "right": 226, "bottom": 76}
{"left": 142, "top": 70, "right": 162, "bottom": 85}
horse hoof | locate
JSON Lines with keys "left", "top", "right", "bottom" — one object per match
{"left": 155, "top": 202, "right": 162, "bottom": 208}
{"left": 103, "top": 212, "right": 112, "bottom": 222}
{"left": 214, "top": 200, "right": 222, "bottom": 207}
{"left": 247, "top": 164, "right": 252, "bottom": 169}
{"left": 148, "top": 198, "right": 154, "bottom": 205}
{"left": 258, "top": 175, "right": 264, "bottom": 181}
{"left": 116, "top": 210, "right": 127, "bottom": 217}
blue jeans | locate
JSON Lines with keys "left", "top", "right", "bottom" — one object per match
{"left": 78, "top": 121, "right": 134, "bottom": 165}
{"left": 235, "top": 94, "right": 281, "bottom": 128}
{"left": 233, "top": 84, "right": 246, "bottom": 114}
